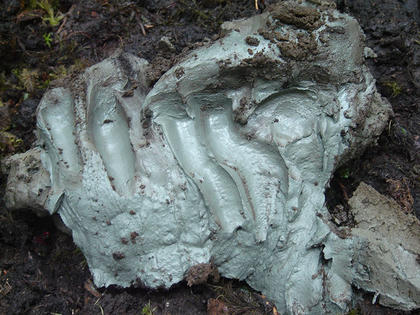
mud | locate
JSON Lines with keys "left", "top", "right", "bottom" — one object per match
{"left": 0, "top": 0, "right": 419, "bottom": 314}
{"left": 327, "top": 0, "right": 420, "bottom": 219}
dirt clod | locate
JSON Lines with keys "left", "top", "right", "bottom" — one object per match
{"left": 186, "top": 262, "right": 220, "bottom": 287}
{"left": 245, "top": 36, "right": 260, "bottom": 46}
{"left": 270, "top": 2, "right": 322, "bottom": 31}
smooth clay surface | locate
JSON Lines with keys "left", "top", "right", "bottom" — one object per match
{"left": 6, "top": 1, "right": 415, "bottom": 313}
{"left": 350, "top": 182, "right": 420, "bottom": 311}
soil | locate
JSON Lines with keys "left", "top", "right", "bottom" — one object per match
{"left": 0, "top": 0, "right": 419, "bottom": 314}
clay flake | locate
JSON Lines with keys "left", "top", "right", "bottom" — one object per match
{"left": 4, "top": 1, "right": 419, "bottom": 313}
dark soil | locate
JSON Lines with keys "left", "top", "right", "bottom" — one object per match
{"left": 327, "top": 0, "right": 420, "bottom": 222}
{"left": 0, "top": 0, "right": 419, "bottom": 314}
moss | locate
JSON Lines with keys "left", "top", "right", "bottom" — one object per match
{"left": 338, "top": 167, "right": 350, "bottom": 179}
{"left": 141, "top": 301, "right": 156, "bottom": 315}
{"left": 0, "top": 131, "right": 23, "bottom": 157}
{"left": 384, "top": 81, "right": 402, "bottom": 97}
{"left": 36, "top": 0, "right": 64, "bottom": 27}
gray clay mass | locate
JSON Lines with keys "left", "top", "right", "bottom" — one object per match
{"left": 5, "top": 1, "right": 419, "bottom": 314}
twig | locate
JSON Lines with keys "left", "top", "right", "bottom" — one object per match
{"left": 337, "top": 181, "right": 349, "bottom": 202}
{"left": 140, "top": 21, "right": 146, "bottom": 36}
{"left": 64, "top": 31, "right": 92, "bottom": 40}
{"left": 57, "top": 5, "right": 76, "bottom": 38}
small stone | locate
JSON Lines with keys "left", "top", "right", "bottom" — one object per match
{"left": 158, "top": 36, "right": 176, "bottom": 52}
